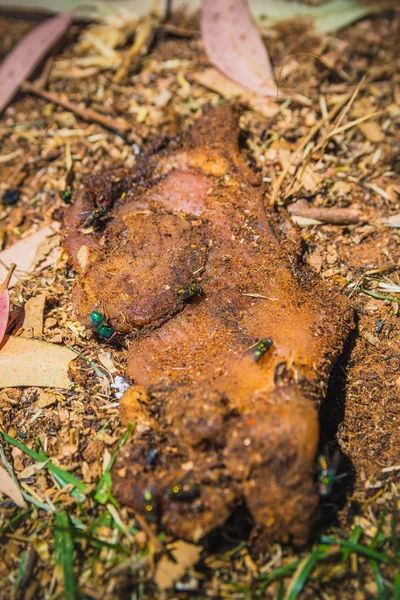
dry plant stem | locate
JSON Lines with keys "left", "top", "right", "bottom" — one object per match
{"left": 20, "top": 82, "right": 130, "bottom": 135}
{"left": 334, "top": 75, "right": 366, "bottom": 131}
{"left": 270, "top": 93, "right": 351, "bottom": 205}
{"left": 114, "top": 0, "right": 160, "bottom": 83}
{"left": 313, "top": 110, "right": 384, "bottom": 154}
{"left": 288, "top": 203, "right": 361, "bottom": 225}
{"left": 0, "top": 263, "right": 16, "bottom": 294}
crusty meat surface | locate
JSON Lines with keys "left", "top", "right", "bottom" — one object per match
{"left": 63, "top": 105, "right": 354, "bottom": 547}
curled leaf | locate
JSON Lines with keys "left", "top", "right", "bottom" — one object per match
{"left": 0, "top": 12, "right": 73, "bottom": 113}
{"left": 201, "top": 0, "right": 277, "bottom": 97}
{"left": 0, "top": 264, "right": 16, "bottom": 346}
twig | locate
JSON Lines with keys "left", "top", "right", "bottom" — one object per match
{"left": 287, "top": 202, "right": 361, "bottom": 225}
{"left": 114, "top": 0, "right": 160, "bottom": 83}
{"left": 334, "top": 75, "right": 366, "bottom": 131}
{"left": 0, "top": 263, "right": 16, "bottom": 294}
{"left": 20, "top": 82, "right": 130, "bottom": 136}
{"left": 314, "top": 110, "right": 384, "bottom": 151}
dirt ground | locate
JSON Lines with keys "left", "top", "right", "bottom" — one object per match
{"left": 0, "top": 4, "right": 399, "bottom": 599}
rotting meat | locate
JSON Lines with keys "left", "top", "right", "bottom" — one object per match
{"left": 63, "top": 105, "right": 354, "bottom": 548}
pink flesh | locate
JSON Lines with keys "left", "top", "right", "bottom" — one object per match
{"left": 150, "top": 170, "right": 210, "bottom": 215}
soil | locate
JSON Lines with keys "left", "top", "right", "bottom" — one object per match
{"left": 0, "top": 5, "right": 399, "bottom": 599}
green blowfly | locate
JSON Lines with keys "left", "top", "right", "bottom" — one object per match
{"left": 252, "top": 338, "right": 273, "bottom": 363}
{"left": 89, "top": 310, "right": 117, "bottom": 340}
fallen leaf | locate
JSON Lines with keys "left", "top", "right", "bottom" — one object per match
{"left": 201, "top": 0, "right": 277, "bottom": 97}
{"left": 0, "top": 12, "right": 73, "bottom": 113}
{"left": 253, "top": 0, "right": 380, "bottom": 34}
{"left": 382, "top": 214, "right": 400, "bottom": 228}
{"left": 0, "top": 227, "right": 59, "bottom": 288}
{"left": 358, "top": 121, "right": 384, "bottom": 143}
{"left": 0, "top": 465, "right": 27, "bottom": 508}
{"left": 154, "top": 540, "right": 202, "bottom": 591}
{"left": 0, "top": 264, "right": 16, "bottom": 345}
{"left": 193, "top": 68, "right": 279, "bottom": 118}
{"left": 35, "top": 390, "right": 58, "bottom": 408}
{"left": 0, "top": 336, "right": 76, "bottom": 389}
{"left": 21, "top": 294, "right": 47, "bottom": 338}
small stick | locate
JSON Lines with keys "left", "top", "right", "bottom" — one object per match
{"left": 20, "top": 82, "right": 130, "bottom": 135}
{"left": 0, "top": 263, "right": 16, "bottom": 295}
{"left": 313, "top": 110, "right": 384, "bottom": 153}
{"left": 287, "top": 202, "right": 361, "bottom": 225}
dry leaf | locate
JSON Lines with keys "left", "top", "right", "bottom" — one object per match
{"left": 0, "top": 264, "right": 16, "bottom": 345}
{"left": 154, "top": 540, "right": 202, "bottom": 591}
{"left": 382, "top": 214, "right": 400, "bottom": 228}
{"left": 21, "top": 294, "right": 47, "bottom": 338}
{"left": 0, "top": 227, "right": 60, "bottom": 288}
{"left": 0, "top": 12, "right": 73, "bottom": 113}
{"left": 193, "top": 68, "right": 279, "bottom": 118}
{"left": 201, "top": 0, "right": 277, "bottom": 97}
{"left": 358, "top": 121, "right": 384, "bottom": 143}
{"left": 0, "top": 465, "right": 27, "bottom": 508}
{"left": 0, "top": 336, "right": 76, "bottom": 389}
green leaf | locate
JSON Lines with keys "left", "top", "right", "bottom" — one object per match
{"left": 254, "top": 0, "right": 380, "bottom": 34}
{"left": 54, "top": 511, "right": 76, "bottom": 600}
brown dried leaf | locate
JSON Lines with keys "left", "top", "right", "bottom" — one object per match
{"left": 0, "top": 465, "right": 26, "bottom": 508}
{"left": 0, "top": 336, "right": 76, "bottom": 389}
{"left": 201, "top": 0, "right": 277, "bottom": 97}
{"left": 154, "top": 540, "right": 202, "bottom": 591}
{"left": 0, "top": 227, "right": 60, "bottom": 288}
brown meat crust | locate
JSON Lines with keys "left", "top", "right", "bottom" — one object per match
{"left": 63, "top": 104, "right": 354, "bottom": 547}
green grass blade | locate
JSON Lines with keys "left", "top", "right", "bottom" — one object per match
{"left": 369, "top": 559, "right": 385, "bottom": 595}
{"left": 54, "top": 511, "right": 76, "bottom": 600}
{"left": 342, "top": 525, "right": 362, "bottom": 561}
{"left": 0, "top": 432, "right": 87, "bottom": 493}
{"left": 93, "top": 423, "right": 134, "bottom": 505}
{"left": 391, "top": 511, "right": 400, "bottom": 556}
{"left": 283, "top": 547, "right": 327, "bottom": 600}
{"left": 320, "top": 536, "right": 390, "bottom": 563}
{"left": 0, "top": 508, "right": 31, "bottom": 535}
{"left": 258, "top": 560, "right": 301, "bottom": 584}
{"left": 394, "top": 573, "right": 400, "bottom": 600}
